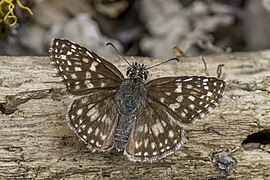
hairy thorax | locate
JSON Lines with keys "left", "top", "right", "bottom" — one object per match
{"left": 114, "top": 79, "right": 147, "bottom": 150}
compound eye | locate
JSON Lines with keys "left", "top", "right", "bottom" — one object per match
{"left": 142, "top": 71, "right": 148, "bottom": 81}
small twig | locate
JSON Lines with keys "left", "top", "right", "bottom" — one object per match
{"left": 201, "top": 56, "right": 209, "bottom": 76}
{"left": 217, "top": 64, "right": 224, "bottom": 79}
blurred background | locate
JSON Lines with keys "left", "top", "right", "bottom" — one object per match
{"left": 0, "top": 0, "right": 270, "bottom": 58}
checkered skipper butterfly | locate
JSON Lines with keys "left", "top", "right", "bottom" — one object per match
{"left": 49, "top": 38, "right": 226, "bottom": 162}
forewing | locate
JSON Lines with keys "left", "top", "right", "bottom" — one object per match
{"left": 124, "top": 100, "right": 185, "bottom": 162}
{"left": 67, "top": 90, "right": 119, "bottom": 151}
{"left": 49, "top": 38, "right": 124, "bottom": 95}
{"left": 146, "top": 76, "right": 226, "bottom": 124}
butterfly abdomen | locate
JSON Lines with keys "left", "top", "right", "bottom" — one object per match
{"left": 114, "top": 114, "right": 135, "bottom": 150}
{"left": 114, "top": 79, "right": 147, "bottom": 150}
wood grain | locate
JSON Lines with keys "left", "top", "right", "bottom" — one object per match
{"left": 0, "top": 51, "right": 270, "bottom": 179}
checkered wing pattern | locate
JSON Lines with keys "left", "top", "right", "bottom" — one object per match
{"left": 146, "top": 76, "right": 226, "bottom": 124}
{"left": 67, "top": 90, "right": 119, "bottom": 151}
{"left": 124, "top": 76, "right": 225, "bottom": 161}
{"left": 49, "top": 38, "right": 226, "bottom": 162}
{"left": 49, "top": 38, "right": 123, "bottom": 151}
{"left": 49, "top": 38, "right": 124, "bottom": 95}
{"left": 124, "top": 100, "right": 185, "bottom": 162}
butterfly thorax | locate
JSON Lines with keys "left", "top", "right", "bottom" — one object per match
{"left": 114, "top": 78, "right": 147, "bottom": 150}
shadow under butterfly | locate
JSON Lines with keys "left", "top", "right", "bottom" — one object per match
{"left": 49, "top": 38, "right": 226, "bottom": 162}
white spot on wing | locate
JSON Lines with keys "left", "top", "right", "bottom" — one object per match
{"left": 144, "top": 124, "right": 148, "bottom": 133}
{"left": 86, "top": 71, "right": 91, "bottom": 79}
{"left": 144, "top": 138, "right": 149, "bottom": 148}
{"left": 183, "top": 77, "right": 193, "bottom": 82}
{"left": 87, "top": 107, "right": 99, "bottom": 120}
{"left": 87, "top": 127, "right": 93, "bottom": 134}
{"left": 152, "top": 121, "right": 164, "bottom": 137}
{"left": 186, "top": 84, "right": 193, "bottom": 89}
{"left": 94, "top": 128, "right": 99, "bottom": 136}
{"left": 135, "top": 141, "right": 142, "bottom": 149}
{"left": 207, "top": 92, "right": 213, "bottom": 96}
{"left": 188, "top": 96, "right": 195, "bottom": 101}
{"left": 85, "top": 80, "right": 94, "bottom": 88}
{"left": 169, "top": 102, "right": 180, "bottom": 111}
{"left": 165, "top": 92, "right": 171, "bottom": 96}
{"left": 101, "top": 134, "right": 106, "bottom": 140}
{"left": 77, "top": 108, "right": 83, "bottom": 116}
{"left": 160, "top": 97, "right": 165, "bottom": 103}
{"left": 82, "top": 58, "right": 89, "bottom": 63}
{"left": 71, "top": 115, "right": 75, "bottom": 120}
{"left": 176, "top": 95, "right": 183, "bottom": 102}
{"left": 203, "top": 78, "right": 209, "bottom": 82}
{"left": 168, "top": 130, "right": 174, "bottom": 138}
{"left": 161, "top": 148, "right": 165, "bottom": 152}
{"left": 174, "top": 83, "right": 182, "bottom": 93}
{"left": 151, "top": 142, "right": 156, "bottom": 149}
{"left": 71, "top": 73, "right": 77, "bottom": 79}
{"left": 96, "top": 58, "right": 101, "bottom": 63}
{"left": 98, "top": 74, "right": 104, "bottom": 78}
{"left": 161, "top": 120, "right": 167, "bottom": 127}
{"left": 86, "top": 51, "right": 93, "bottom": 58}
{"left": 189, "top": 104, "right": 195, "bottom": 109}
{"left": 75, "top": 67, "right": 82, "bottom": 71}
{"left": 165, "top": 139, "right": 168, "bottom": 145}
{"left": 181, "top": 112, "right": 186, "bottom": 117}
{"left": 59, "top": 54, "right": 67, "bottom": 60}
{"left": 90, "top": 61, "right": 99, "bottom": 71}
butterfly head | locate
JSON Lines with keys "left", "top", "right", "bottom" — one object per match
{"left": 127, "top": 62, "right": 149, "bottom": 81}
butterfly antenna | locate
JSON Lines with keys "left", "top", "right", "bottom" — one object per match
{"left": 146, "top": 57, "right": 179, "bottom": 70}
{"left": 106, "top": 42, "right": 132, "bottom": 67}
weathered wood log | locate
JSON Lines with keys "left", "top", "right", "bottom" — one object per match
{"left": 0, "top": 51, "right": 270, "bottom": 179}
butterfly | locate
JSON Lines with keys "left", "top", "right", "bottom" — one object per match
{"left": 49, "top": 38, "right": 226, "bottom": 162}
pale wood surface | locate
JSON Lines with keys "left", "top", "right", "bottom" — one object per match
{"left": 0, "top": 51, "right": 270, "bottom": 179}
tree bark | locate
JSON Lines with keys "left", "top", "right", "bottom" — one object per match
{"left": 0, "top": 51, "right": 270, "bottom": 179}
